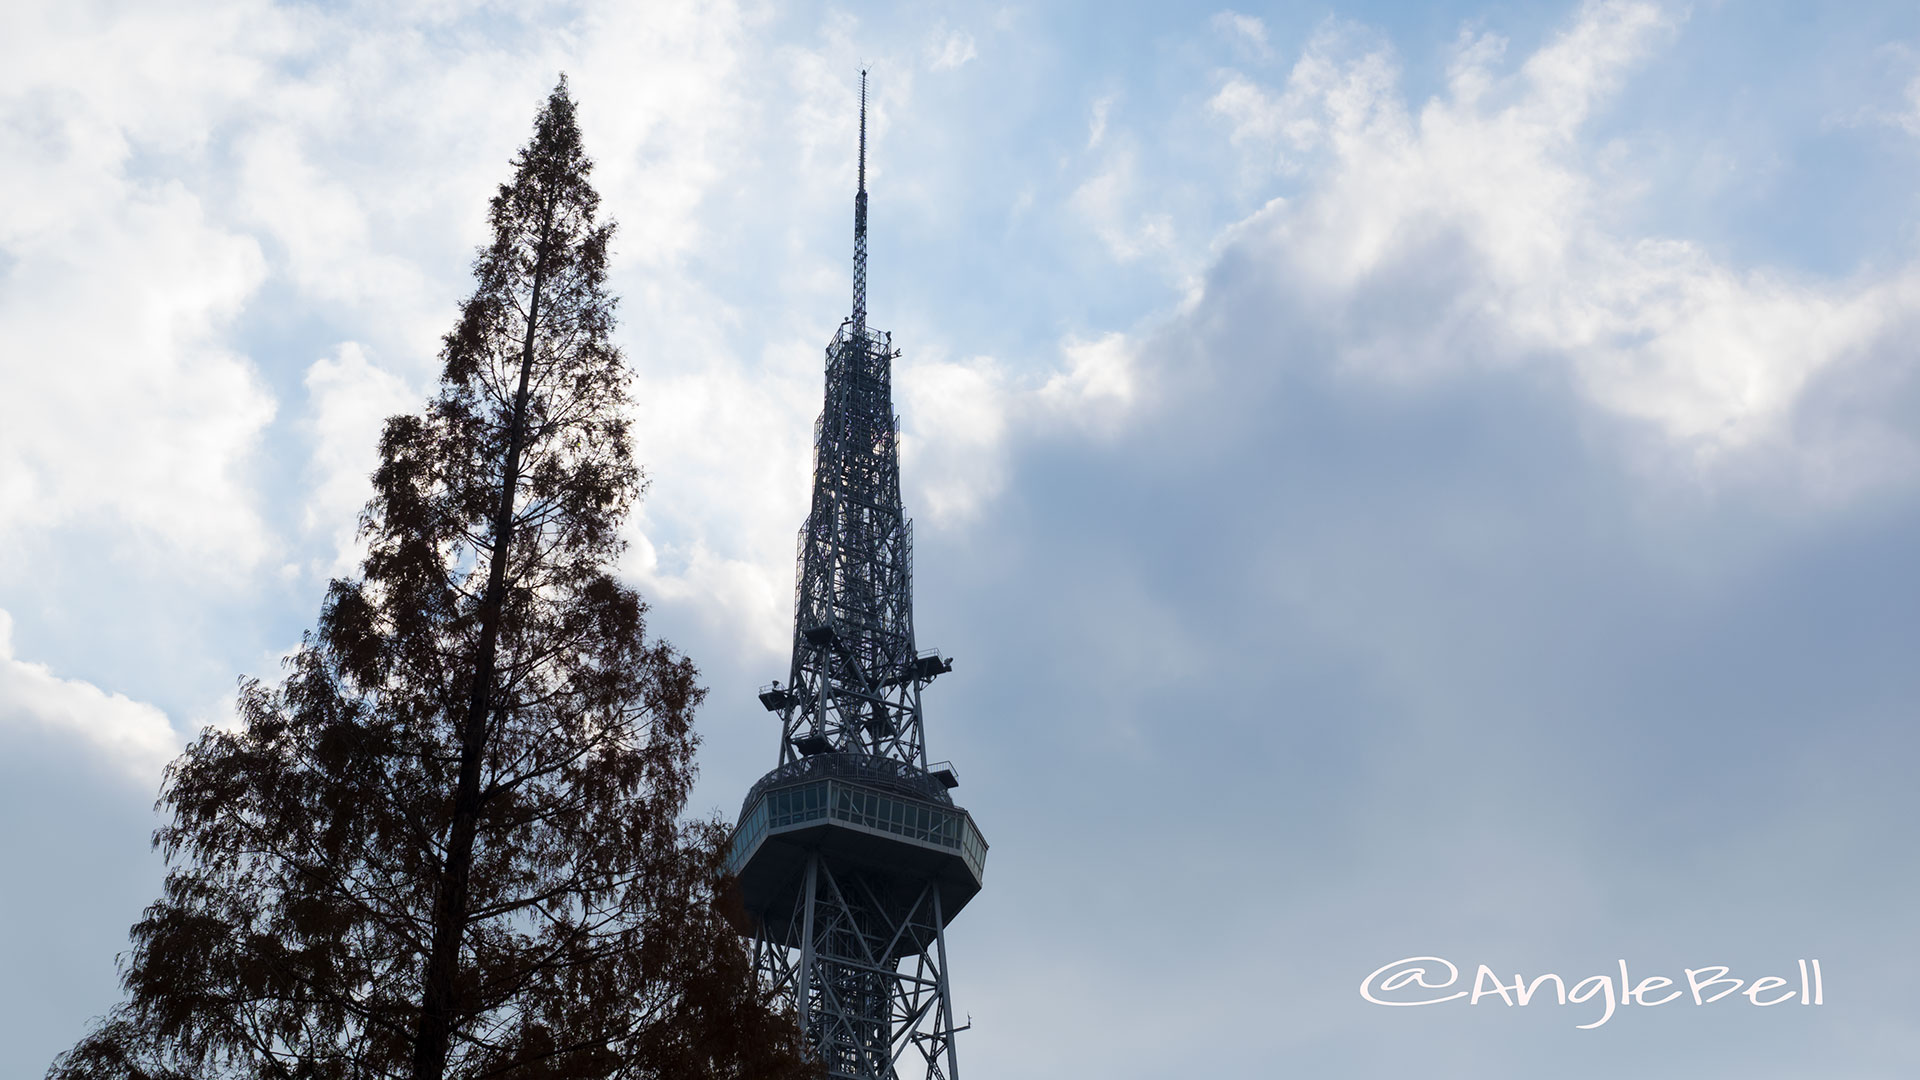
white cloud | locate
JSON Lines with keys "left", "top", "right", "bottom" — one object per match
{"left": 0, "top": 0, "right": 776, "bottom": 575}
{"left": 614, "top": 326, "right": 823, "bottom": 658}
{"left": 1071, "top": 144, "right": 1177, "bottom": 264}
{"left": 0, "top": 1, "right": 287, "bottom": 573}
{"left": 1087, "top": 94, "right": 1112, "bottom": 149}
{"left": 0, "top": 610, "right": 181, "bottom": 785}
{"left": 1040, "top": 332, "right": 1137, "bottom": 433}
{"left": 928, "top": 25, "right": 978, "bottom": 71}
{"left": 1211, "top": 11, "right": 1273, "bottom": 60}
{"left": 235, "top": 126, "right": 434, "bottom": 315}
{"left": 896, "top": 332, "right": 1143, "bottom": 524}
{"left": 898, "top": 353, "right": 1015, "bottom": 522}
{"left": 0, "top": 176, "right": 276, "bottom": 570}
{"left": 571, "top": 0, "right": 755, "bottom": 270}
{"left": 1884, "top": 45, "right": 1920, "bottom": 137}
{"left": 303, "top": 343, "right": 420, "bottom": 576}
{"left": 1205, "top": 0, "right": 1920, "bottom": 468}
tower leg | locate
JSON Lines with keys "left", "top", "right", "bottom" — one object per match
{"left": 933, "top": 888, "right": 960, "bottom": 1080}
{"left": 797, "top": 851, "right": 819, "bottom": 1039}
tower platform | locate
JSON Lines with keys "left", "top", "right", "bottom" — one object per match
{"left": 728, "top": 753, "right": 987, "bottom": 951}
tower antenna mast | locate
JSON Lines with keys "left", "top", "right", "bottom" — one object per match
{"left": 853, "top": 68, "right": 869, "bottom": 336}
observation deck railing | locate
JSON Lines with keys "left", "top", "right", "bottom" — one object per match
{"left": 728, "top": 759, "right": 987, "bottom": 885}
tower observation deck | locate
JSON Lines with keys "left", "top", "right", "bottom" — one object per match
{"left": 726, "top": 73, "right": 985, "bottom": 1080}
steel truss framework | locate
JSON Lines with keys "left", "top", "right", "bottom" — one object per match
{"left": 750, "top": 855, "right": 962, "bottom": 1080}
{"left": 777, "top": 322, "right": 935, "bottom": 769}
{"left": 733, "top": 70, "right": 980, "bottom": 1080}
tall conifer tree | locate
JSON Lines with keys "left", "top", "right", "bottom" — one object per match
{"left": 52, "top": 80, "right": 815, "bottom": 1080}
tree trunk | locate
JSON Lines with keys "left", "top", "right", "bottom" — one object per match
{"left": 411, "top": 229, "right": 550, "bottom": 1080}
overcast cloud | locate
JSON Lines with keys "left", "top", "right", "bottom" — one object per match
{"left": 4, "top": 1, "right": 1919, "bottom": 1076}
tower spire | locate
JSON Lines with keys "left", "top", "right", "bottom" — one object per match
{"left": 853, "top": 69, "right": 869, "bottom": 336}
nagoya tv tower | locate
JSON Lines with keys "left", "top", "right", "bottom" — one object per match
{"left": 727, "top": 72, "right": 987, "bottom": 1080}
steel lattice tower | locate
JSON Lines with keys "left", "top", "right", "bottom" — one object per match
{"left": 727, "top": 72, "right": 986, "bottom": 1080}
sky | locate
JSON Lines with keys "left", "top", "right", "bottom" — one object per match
{"left": 4, "top": 0, "right": 1920, "bottom": 1075}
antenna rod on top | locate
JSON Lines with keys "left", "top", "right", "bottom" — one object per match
{"left": 853, "top": 69, "right": 869, "bottom": 335}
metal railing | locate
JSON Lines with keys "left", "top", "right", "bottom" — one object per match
{"left": 728, "top": 769, "right": 988, "bottom": 883}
